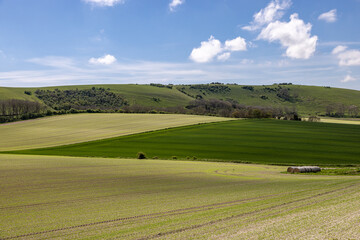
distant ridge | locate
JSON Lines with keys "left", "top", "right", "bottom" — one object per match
{"left": 1, "top": 83, "right": 360, "bottom": 116}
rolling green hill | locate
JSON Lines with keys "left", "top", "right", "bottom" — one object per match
{"left": 1, "top": 84, "right": 360, "bottom": 116}
{"left": 8, "top": 119, "right": 360, "bottom": 166}
{"left": 176, "top": 84, "right": 360, "bottom": 115}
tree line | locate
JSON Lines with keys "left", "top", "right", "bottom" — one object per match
{"left": 325, "top": 104, "right": 359, "bottom": 117}
{"left": 0, "top": 99, "right": 45, "bottom": 123}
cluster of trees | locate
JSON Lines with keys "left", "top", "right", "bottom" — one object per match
{"left": 0, "top": 99, "right": 45, "bottom": 123}
{"left": 35, "top": 87, "right": 128, "bottom": 111}
{"left": 150, "top": 83, "right": 173, "bottom": 89}
{"left": 275, "top": 83, "right": 293, "bottom": 85}
{"left": 242, "top": 86, "right": 254, "bottom": 91}
{"left": 185, "top": 98, "right": 301, "bottom": 120}
{"left": 325, "top": 104, "right": 359, "bottom": 117}
{"left": 262, "top": 85, "right": 299, "bottom": 102}
{"left": 189, "top": 84, "right": 231, "bottom": 94}
{"left": 276, "top": 88, "right": 297, "bottom": 102}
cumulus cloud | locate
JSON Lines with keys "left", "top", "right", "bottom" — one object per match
{"left": 243, "top": 0, "right": 291, "bottom": 31}
{"left": 189, "top": 36, "right": 223, "bottom": 63}
{"left": 224, "top": 37, "right": 247, "bottom": 51}
{"left": 332, "top": 46, "right": 360, "bottom": 66}
{"left": 89, "top": 54, "right": 117, "bottom": 65}
{"left": 258, "top": 13, "right": 318, "bottom": 59}
{"left": 189, "top": 36, "right": 247, "bottom": 63}
{"left": 341, "top": 75, "right": 356, "bottom": 83}
{"left": 318, "top": 9, "right": 337, "bottom": 23}
{"left": 83, "top": 0, "right": 125, "bottom": 7}
{"left": 169, "top": 0, "right": 185, "bottom": 12}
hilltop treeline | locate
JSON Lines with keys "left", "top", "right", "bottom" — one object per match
{"left": 118, "top": 99, "right": 300, "bottom": 120}
{"left": 35, "top": 87, "right": 128, "bottom": 111}
{"left": 0, "top": 99, "right": 45, "bottom": 123}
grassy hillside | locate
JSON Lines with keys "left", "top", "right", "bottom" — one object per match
{"left": 1, "top": 154, "right": 359, "bottom": 239}
{"left": 1, "top": 84, "right": 360, "bottom": 116}
{"left": 0, "top": 113, "right": 229, "bottom": 151}
{"left": 10, "top": 119, "right": 360, "bottom": 166}
{"left": 177, "top": 84, "right": 360, "bottom": 115}
{"left": 1, "top": 84, "right": 193, "bottom": 107}
{"left": 0, "top": 87, "right": 41, "bottom": 102}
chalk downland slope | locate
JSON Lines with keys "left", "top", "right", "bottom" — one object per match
{"left": 1, "top": 84, "right": 360, "bottom": 115}
{"left": 0, "top": 113, "right": 230, "bottom": 151}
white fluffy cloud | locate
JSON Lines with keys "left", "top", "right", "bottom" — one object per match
{"left": 243, "top": 0, "right": 291, "bottom": 31}
{"left": 341, "top": 75, "right": 356, "bottom": 83}
{"left": 83, "top": 0, "right": 125, "bottom": 7}
{"left": 318, "top": 9, "right": 337, "bottom": 23}
{"left": 332, "top": 45, "right": 360, "bottom": 66}
{"left": 189, "top": 36, "right": 223, "bottom": 63}
{"left": 224, "top": 37, "right": 247, "bottom": 51}
{"left": 89, "top": 54, "right": 117, "bottom": 65}
{"left": 189, "top": 36, "right": 247, "bottom": 63}
{"left": 258, "top": 13, "right": 318, "bottom": 59}
{"left": 169, "top": 0, "right": 185, "bottom": 12}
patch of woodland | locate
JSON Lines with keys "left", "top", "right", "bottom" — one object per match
{"left": 34, "top": 87, "right": 128, "bottom": 111}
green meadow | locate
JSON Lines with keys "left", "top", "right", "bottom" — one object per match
{"left": 10, "top": 119, "right": 360, "bottom": 166}
{"left": 1, "top": 114, "right": 360, "bottom": 239}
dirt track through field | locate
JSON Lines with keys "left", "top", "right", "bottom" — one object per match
{"left": 0, "top": 194, "right": 280, "bottom": 240}
{"left": 136, "top": 183, "right": 359, "bottom": 240}
{"left": 1, "top": 183, "right": 357, "bottom": 240}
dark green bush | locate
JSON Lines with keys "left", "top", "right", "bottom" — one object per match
{"left": 137, "top": 152, "right": 147, "bottom": 159}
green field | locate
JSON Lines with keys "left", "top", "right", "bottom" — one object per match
{"left": 2, "top": 84, "right": 360, "bottom": 115}
{"left": 0, "top": 113, "right": 229, "bottom": 151}
{"left": 10, "top": 119, "right": 360, "bottom": 166}
{"left": 1, "top": 114, "right": 360, "bottom": 239}
{"left": 1, "top": 154, "right": 359, "bottom": 239}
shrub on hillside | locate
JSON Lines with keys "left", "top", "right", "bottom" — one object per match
{"left": 137, "top": 152, "right": 147, "bottom": 159}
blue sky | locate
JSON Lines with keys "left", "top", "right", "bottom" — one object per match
{"left": 0, "top": 0, "right": 359, "bottom": 89}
